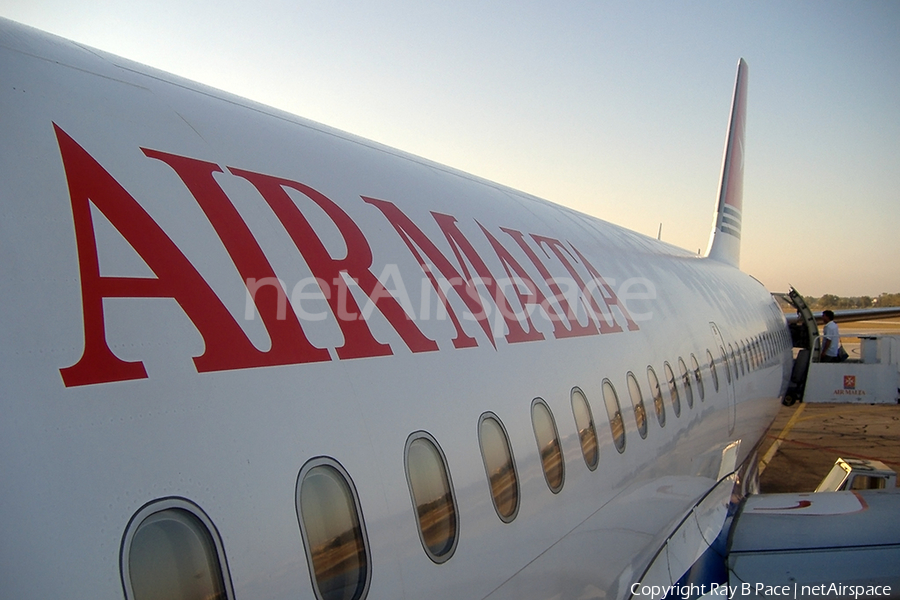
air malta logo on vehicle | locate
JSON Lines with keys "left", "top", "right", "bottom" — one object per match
{"left": 835, "top": 375, "right": 865, "bottom": 397}
{"left": 53, "top": 124, "right": 642, "bottom": 387}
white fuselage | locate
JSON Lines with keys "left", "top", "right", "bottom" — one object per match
{"left": 0, "top": 19, "right": 789, "bottom": 600}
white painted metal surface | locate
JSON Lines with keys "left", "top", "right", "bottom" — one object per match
{"left": 729, "top": 491, "right": 900, "bottom": 593}
{"left": 0, "top": 18, "right": 795, "bottom": 600}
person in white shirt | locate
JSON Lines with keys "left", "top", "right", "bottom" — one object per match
{"left": 820, "top": 309, "right": 841, "bottom": 362}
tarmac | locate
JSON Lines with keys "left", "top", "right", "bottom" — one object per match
{"left": 757, "top": 317, "right": 900, "bottom": 493}
{"left": 758, "top": 402, "right": 900, "bottom": 493}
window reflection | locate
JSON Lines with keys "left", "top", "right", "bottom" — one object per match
{"left": 405, "top": 434, "right": 458, "bottom": 562}
{"left": 707, "top": 349, "right": 719, "bottom": 393}
{"left": 602, "top": 379, "right": 626, "bottom": 454}
{"left": 728, "top": 344, "right": 738, "bottom": 381}
{"left": 626, "top": 372, "right": 648, "bottom": 439}
{"left": 479, "top": 414, "right": 519, "bottom": 522}
{"left": 532, "top": 399, "right": 565, "bottom": 492}
{"left": 691, "top": 354, "right": 705, "bottom": 401}
{"left": 647, "top": 366, "right": 666, "bottom": 428}
{"left": 571, "top": 387, "right": 599, "bottom": 470}
{"left": 664, "top": 362, "right": 681, "bottom": 418}
{"left": 739, "top": 343, "right": 747, "bottom": 376}
{"left": 298, "top": 461, "right": 369, "bottom": 600}
{"left": 127, "top": 507, "right": 227, "bottom": 600}
{"left": 721, "top": 346, "right": 732, "bottom": 384}
{"left": 678, "top": 357, "right": 694, "bottom": 409}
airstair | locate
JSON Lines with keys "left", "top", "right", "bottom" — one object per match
{"left": 779, "top": 289, "right": 900, "bottom": 405}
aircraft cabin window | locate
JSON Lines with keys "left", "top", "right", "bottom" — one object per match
{"left": 678, "top": 358, "right": 694, "bottom": 409}
{"left": 663, "top": 362, "right": 681, "bottom": 418}
{"left": 532, "top": 399, "right": 565, "bottom": 493}
{"left": 626, "top": 372, "right": 648, "bottom": 439}
{"left": 720, "top": 346, "right": 732, "bottom": 384}
{"left": 646, "top": 366, "right": 666, "bottom": 428}
{"left": 122, "top": 498, "right": 232, "bottom": 600}
{"left": 405, "top": 432, "right": 459, "bottom": 563}
{"left": 602, "top": 379, "right": 626, "bottom": 454}
{"left": 478, "top": 413, "right": 520, "bottom": 522}
{"left": 728, "top": 344, "right": 738, "bottom": 381}
{"left": 740, "top": 343, "right": 748, "bottom": 375}
{"left": 707, "top": 349, "right": 719, "bottom": 393}
{"left": 297, "top": 458, "right": 371, "bottom": 600}
{"left": 691, "top": 354, "right": 705, "bottom": 401}
{"left": 571, "top": 387, "right": 599, "bottom": 470}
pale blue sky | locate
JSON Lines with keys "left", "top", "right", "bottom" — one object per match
{"left": 4, "top": 1, "right": 899, "bottom": 296}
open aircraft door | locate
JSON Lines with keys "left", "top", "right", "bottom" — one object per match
{"left": 777, "top": 287, "right": 818, "bottom": 405}
{"left": 710, "top": 322, "right": 736, "bottom": 434}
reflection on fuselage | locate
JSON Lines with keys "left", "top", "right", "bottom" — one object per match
{"left": 299, "top": 465, "right": 368, "bottom": 600}
{"left": 406, "top": 436, "right": 457, "bottom": 558}
{"left": 571, "top": 388, "right": 599, "bottom": 469}
{"left": 480, "top": 415, "right": 519, "bottom": 520}
{"left": 128, "top": 509, "right": 226, "bottom": 600}
{"left": 415, "top": 493, "right": 456, "bottom": 555}
{"left": 532, "top": 401, "right": 564, "bottom": 491}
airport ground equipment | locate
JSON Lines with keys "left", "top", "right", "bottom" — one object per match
{"left": 815, "top": 457, "right": 898, "bottom": 492}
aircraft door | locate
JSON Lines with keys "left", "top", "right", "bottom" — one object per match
{"left": 710, "top": 322, "right": 736, "bottom": 434}
{"left": 778, "top": 287, "right": 818, "bottom": 405}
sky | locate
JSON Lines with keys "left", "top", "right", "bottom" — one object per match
{"left": 3, "top": 1, "right": 899, "bottom": 297}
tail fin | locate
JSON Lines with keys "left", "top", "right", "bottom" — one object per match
{"left": 705, "top": 58, "right": 748, "bottom": 268}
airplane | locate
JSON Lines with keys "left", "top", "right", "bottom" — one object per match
{"left": 2, "top": 17, "right": 899, "bottom": 600}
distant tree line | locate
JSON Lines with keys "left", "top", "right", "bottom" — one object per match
{"left": 805, "top": 293, "right": 900, "bottom": 309}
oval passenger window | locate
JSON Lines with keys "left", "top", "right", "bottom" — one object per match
{"left": 678, "top": 357, "right": 694, "bottom": 409}
{"left": 479, "top": 413, "right": 520, "bottom": 522}
{"left": 123, "top": 500, "right": 230, "bottom": 600}
{"left": 691, "top": 354, "right": 705, "bottom": 401}
{"left": 664, "top": 362, "right": 681, "bottom": 418}
{"left": 532, "top": 399, "right": 565, "bottom": 492}
{"left": 602, "top": 379, "right": 626, "bottom": 454}
{"left": 297, "top": 459, "right": 370, "bottom": 600}
{"left": 647, "top": 366, "right": 666, "bottom": 428}
{"left": 707, "top": 349, "right": 719, "bottom": 393}
{"left": 571, "top": 387, "right": 599, "bottom": 470}
{"left": 405, "top": 433, "right": 459, "bottom": 563}
{"left": 626, "top": 372, "right": 648, "bottom": 439}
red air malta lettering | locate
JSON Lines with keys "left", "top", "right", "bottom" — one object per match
{"left": 54, "top": 125, "right": 638, "bottom": 387}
